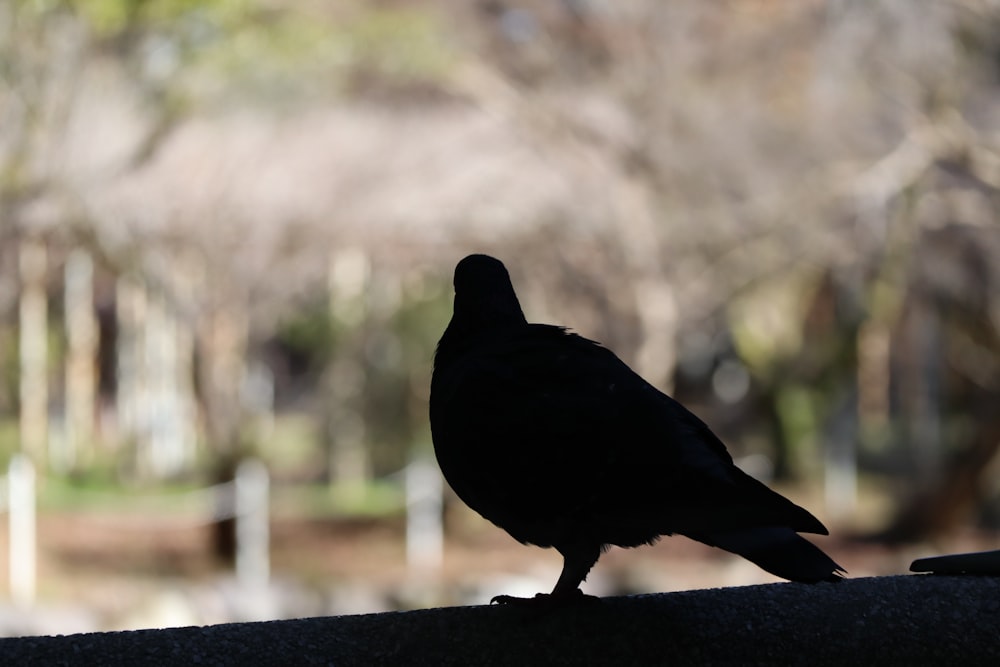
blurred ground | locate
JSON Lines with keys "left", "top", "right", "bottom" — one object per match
{"left": 3, "top": 499, "right": 996, "bottom": 637}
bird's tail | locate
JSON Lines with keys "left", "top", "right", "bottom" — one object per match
{"left": 684, "top": 526, "right": 846, "bottom": 583}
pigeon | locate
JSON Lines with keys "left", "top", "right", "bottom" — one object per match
{"left": 430, "top": 254, "right": 844, "bottom": 603}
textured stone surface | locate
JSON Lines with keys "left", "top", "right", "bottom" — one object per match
{"left": 2, "top": 575, "right": 999, "bottom": 666}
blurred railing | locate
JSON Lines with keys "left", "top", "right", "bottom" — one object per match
{"left": 0, "top": 458, "right": 270, "bottom": 605}
{"left": 1, "top": 457, "right": 444, "bottom": 606}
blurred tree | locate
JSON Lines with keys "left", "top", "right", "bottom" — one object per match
{"left": 17, "top": 237, "right": 48, "bottom": 465}
{"left": 1, "top": 0, "right": 998, "bottom": 547}
{"left": 880, "top": 225, "right": 1000, "bottom": 541}
{"left": 454, "top": 0, "right": 1000, "bottom": 534}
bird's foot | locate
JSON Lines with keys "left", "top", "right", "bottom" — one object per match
{"left": 490, "top": 589, "right": 598, "bottom": 607}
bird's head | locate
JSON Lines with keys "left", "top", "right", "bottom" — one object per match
{"left": 449, "top": 254, "right": 527, "bottom": 334}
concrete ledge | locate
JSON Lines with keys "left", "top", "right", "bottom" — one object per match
{"left": 2, "top": 575, "right": 999, "bottom": 666}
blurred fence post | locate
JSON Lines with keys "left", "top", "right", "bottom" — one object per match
{"left": 406, "top": 458, "right": 443, "bottom": 573}
{"left": 824, "top": 386, "right": 859, "bottom": 522}
{"left": 235, "top": 460, "right": 269, "bottom": 591}
{"left": 8, "top": 455, "right": 36, "bottom": 606}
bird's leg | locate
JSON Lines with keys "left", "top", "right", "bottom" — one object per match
{"left": 491, "top": 542, "right": 602, "bottom": 606}
{"left": 550, "top": 542, "right": 601, "bottom": 597}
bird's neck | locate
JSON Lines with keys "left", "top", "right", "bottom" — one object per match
{"left": 433, "top": 314, "right": 524, "bottom": 372}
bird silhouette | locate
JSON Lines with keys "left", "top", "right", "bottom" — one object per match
{"left": 430, "top": 254, "right": 844, "bottom": 604}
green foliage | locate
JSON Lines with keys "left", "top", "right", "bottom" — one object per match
{"left": 392, "top": 272, "right": 452, "bottom": 360}
{"left": 775, "top": 385, "right": 818, "bottom": 450}
{"left": 268, "top": 274, "right": 449, "bottom": 479}
{"left": 774, "top": 384, "right": 821, "bottom": 474}
{"left": 186, "top": 6, "right": 455, "bottom": 105}
{"left": 0, "top": 334, "right": 18, "bottom": 415}
{"left": 71, "top": 0, "right": 141, "bottom": 36}
{"left": 275, "top": 300, "right": 336, "bottom": 375}
{"left": 728, "top": 273, "right": 815, "bottom": 378}
{"left": 72, "top": 0, "right": 247, "bottom": 38}
{"left": 65, "top": 0, "right": 455, "bottom": 105}
{"left": 343, "top": 8, "right": 455, "bottom": 84}
{"left": 365, "top": 273, "right": 451, "bottom": 473}
{"left": 0, "top": 418, "right": 21, "bottom": 465}
{"left": 316, "top": 481, "right": 404, "bottom": 518}
{"left": 253, "top": 413, "right": 318, "bottom": 477}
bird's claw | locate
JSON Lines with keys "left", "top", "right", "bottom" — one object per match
{"left": 490, "top": 593, "right": 547, "bottom": 605}
{"left": 490, "top": 594, "right": 522, "bottom": 605}
{"left": 490, "top": 590, "right": 598, "bottom": 606}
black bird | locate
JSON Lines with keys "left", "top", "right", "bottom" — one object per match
{"left": 430, "top": 254, "right": 844, "bottom": 603}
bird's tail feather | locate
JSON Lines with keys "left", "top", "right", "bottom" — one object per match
{"left": 684, "top": 526, "right": 845, "bottom": 583}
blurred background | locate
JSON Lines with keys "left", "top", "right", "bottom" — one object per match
{"left": 2, "top": 0, "right": 1000, "bottom": 636}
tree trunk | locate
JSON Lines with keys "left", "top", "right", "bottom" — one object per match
{"left": 63, "top": 248, "right": 98, "bottom": 471}
{"left": 18, "top": 238, "right": 48, "bottom": 466}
